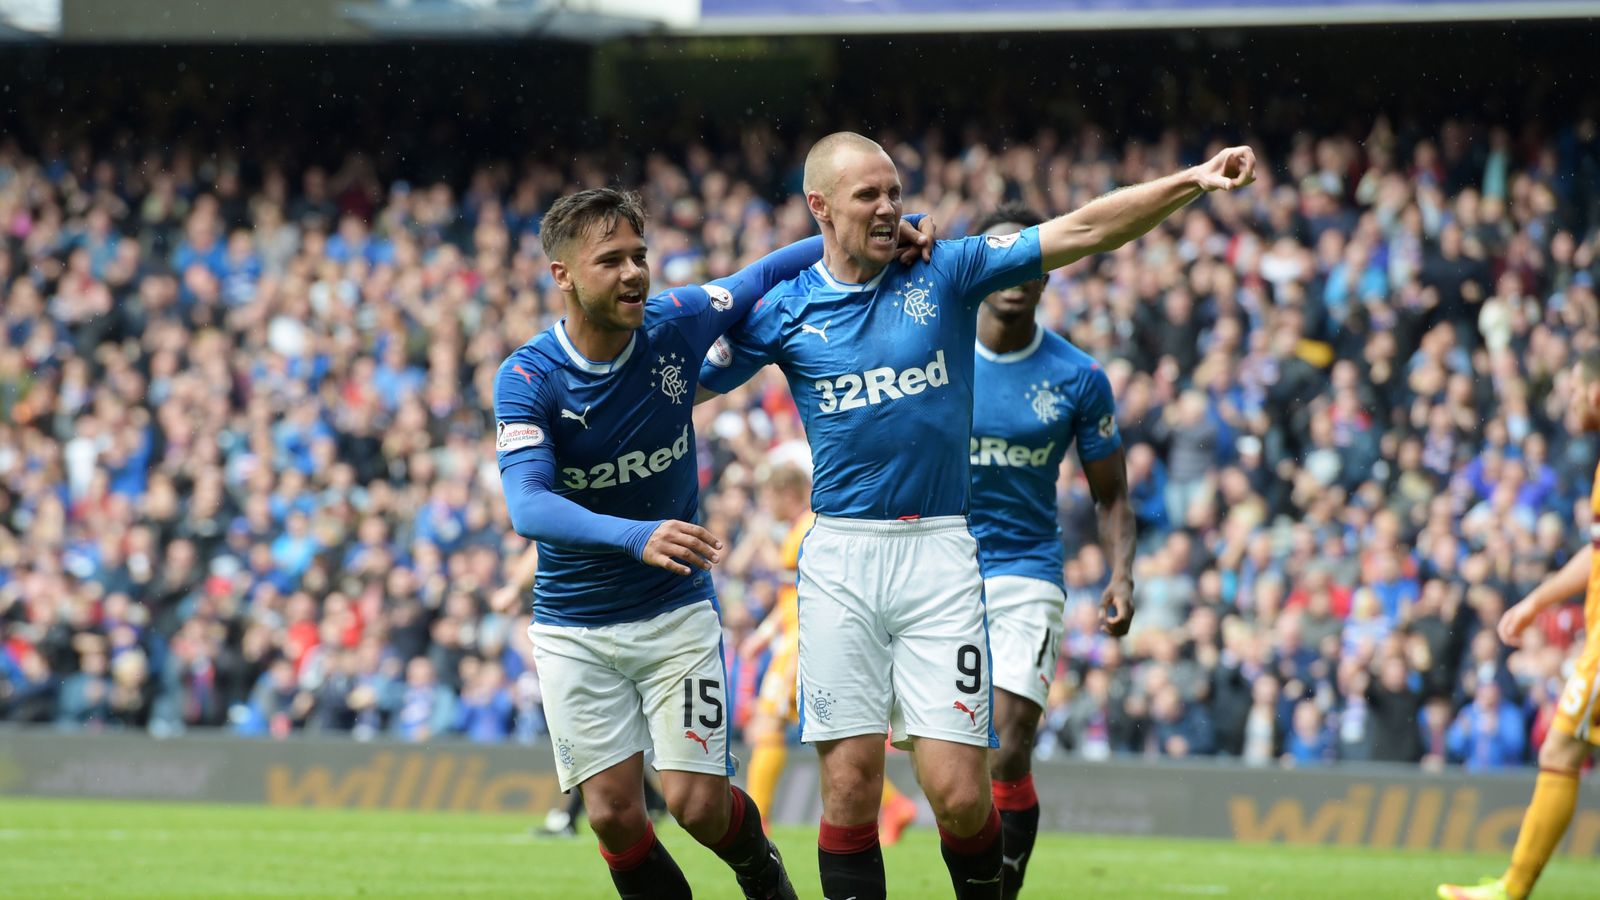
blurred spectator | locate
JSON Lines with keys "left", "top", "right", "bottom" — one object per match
{"left": 1367, "top": 656, "right": 1426, "bottom": 763}
{"left": 1284, "top": 699, "right": 1336, "bottom": 766}
{"left": 1239, "top": 674, "right": 1283, "bottom": 767}
{"left": 393, "top": 657, "right": 457, "bottom": 743}
{"left": 1448, "top": 682, "right": 1528, "bottom": 771}
{"left": 1147, "top": 683, "right": 1216, "bottom": 759}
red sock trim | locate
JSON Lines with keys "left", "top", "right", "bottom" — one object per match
{"left": 991, "top": 775, "right": 1038, "bottom": 812}
{"left": 599, "top": 822, "right": 658, "bottom": 871}
{"left": 712, "top": 785, "right": 749, "bottom": 852}
{"left": 1539, "top": 766, "right": 1581, "bottom": 780}
{"left": 818, "top": 819, "right": 880, "bottom": 854}
{"left": 939, "top": 805, "right": 1001, "bottom": 855}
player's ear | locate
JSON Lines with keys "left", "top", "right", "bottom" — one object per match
{"left": 806, "top": 190, "right": 830, "bottom": 225}
{"left": 550, "top": 259, "right": 574, "bottom": 293}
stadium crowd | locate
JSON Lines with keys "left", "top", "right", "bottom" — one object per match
{"left": 3, "top": 107, "right": 1600, "bottom": 772}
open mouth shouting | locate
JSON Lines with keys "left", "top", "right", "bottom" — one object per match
{"left": 868, "top": 221, "right": 896, "bottom": 250}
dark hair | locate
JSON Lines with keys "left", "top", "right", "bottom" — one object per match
{"left": 972, "top": 202, "right": 1045, "bottom": 236}
{"left": 539, "top": 188, "right": 647, "bottom": 261}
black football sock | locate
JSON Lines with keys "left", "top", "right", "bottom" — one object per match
{"left": 939, "top": 805, "right": 1004, "bottom": 900}
{"left": 993, "top": 776, "right": 1041, "bottom": 898}
{"left": 599, "top": 822, "right": 692, "bottom": 900}
{"left": 818, "top": 819, "right": 886, "bottom": 900}
{"left": 710, "top": 786, "right": 793, "bottom": 897}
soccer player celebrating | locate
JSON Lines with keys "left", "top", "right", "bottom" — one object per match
{"left": 699, "top": 133, "right": 1253, "bottom": 900}
{"left": 494, "top": 187, "right": 930, "bottom": 900}
{"left": 966, "top": 204, "right": 1135, "bottom": 898}
{"left": 739, "top": 466, "right": 814, "bottom": 825}
{"left": 738, "top": 466, "right": 920, "bottom": 844}
{"left": 1439, "top": 349, "right": 1600, "bottom": 900}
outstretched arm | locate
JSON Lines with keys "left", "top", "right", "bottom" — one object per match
{"left": 1038, "top": 146, "right": 1256, "bottom": 271}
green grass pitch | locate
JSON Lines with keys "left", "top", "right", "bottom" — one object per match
{"left": 2, "top": 797, "right": 1598, "bottom": 898}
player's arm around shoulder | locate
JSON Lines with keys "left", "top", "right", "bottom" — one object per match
{"left": 694, "top": 284, "right": 794, "bottom": 403}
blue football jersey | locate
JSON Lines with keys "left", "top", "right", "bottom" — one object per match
{"left": 494, "top": 283, "right": 745, "bottom": 627}
{"left": 700, "top": 227, "right": 1043, "bottom": 519}
{"left": 968, "top": 328, "right": 1122, "bottom": 585}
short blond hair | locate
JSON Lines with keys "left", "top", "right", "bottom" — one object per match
{"left": 802, "top": 132, "right": 886, "bottom": 197}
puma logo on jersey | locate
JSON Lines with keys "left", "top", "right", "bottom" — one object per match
{"left": 970, "top": 436, "right": 1055, "bottom": 467}
{"left": 814, "top": 350, "right": 949, "bottom": 414}
{"left": 1003, "top": 851, "right": 1029, "bottom": 872}
{"left": 953, "top": 700, "right": 978, "bottom": 725}
{"left": 800, "top": 320, "right": 831, "bottom": 342}
{"left": 561, "top": 406, "right": 591, "bottom": 429}
{"left": 560, "top": 425, "right": 690, "bottom": 491}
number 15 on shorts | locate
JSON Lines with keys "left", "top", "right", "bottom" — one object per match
{"left": 683, "top": 678, "right": 724, "bottom": 731}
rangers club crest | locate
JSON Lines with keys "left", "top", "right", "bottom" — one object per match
{"left": 652, "top": 352, "right": 688, "bottom": 404}
{"left": 1028, "top": 381, "right": 1063, "bottom": 425}
{"left": 807, "top": 688, "right": 836, "bottom": 724}
{"left": 893, "top": 276, "right": 938, "bottom": 325}
{"left": 555, "top": 738, "right": 576, "bottom": 770}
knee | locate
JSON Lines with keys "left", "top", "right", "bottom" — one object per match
{"left": 923, "top": 773, "right": 988, "bottom": 833}
{"left": 1538, "top": 731, "right": 1589, "bottom": 772}
{"left": 587, "top": 796, "right": 649, "bottom": 848}
{"left": 668, "top": 787, "right": 730, "bottom": 843}
{"left": 820, "top": 757, "right": 883, "bottom": 821}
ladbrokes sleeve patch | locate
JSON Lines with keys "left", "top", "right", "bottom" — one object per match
{"left": 706, "top": 336, "right": 734, "bottom": 369}
{"left": 497, "top": 421, "right": 545, "bottom": 451}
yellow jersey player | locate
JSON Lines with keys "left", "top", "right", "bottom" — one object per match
{"left": 741, "top": 466, "right": 919, "bottom": 842}
{"left": 1439, "top": 347, "right": 1600, "bottom": 900}
{"left": 740, "top": 465, "right": 813, "bottom": 826}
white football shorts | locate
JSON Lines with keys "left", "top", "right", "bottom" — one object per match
{"left": 528, "top": 600, "right": 734, "bottom": 792}
{"left": 796, "top": 515, "right": 996, "bottom": 750}
{"left": 983, "top": 574, "right": 1067, "bottom": 709}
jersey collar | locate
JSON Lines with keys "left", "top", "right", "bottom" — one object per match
{"left": 974, "top": 326, "right": 1044, "bottom": 364}
{"left": 554, "top": 320, "right": 637, "bottom": 375}
{"left": 813, "top": 261, "right": 888, "bottom": 293}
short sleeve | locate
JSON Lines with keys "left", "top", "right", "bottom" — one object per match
{"left": 493, "top": 355, "right": 556, "bottom": 472}
{"left": 934, "top": 226, "right": 1045, "bottom": 308}
{"left": 1073, "top": 364, "right": 1123, "bottom": 464}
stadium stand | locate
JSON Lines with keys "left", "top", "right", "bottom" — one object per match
{"left": 3, "top": 35, "right": 1600, "bottom": 774}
